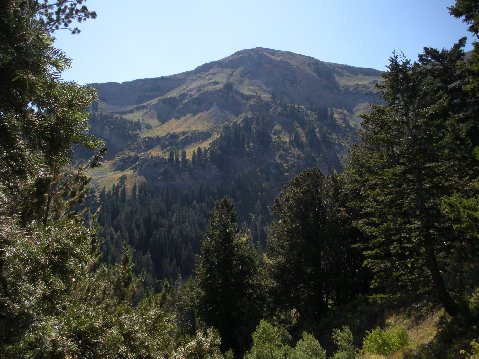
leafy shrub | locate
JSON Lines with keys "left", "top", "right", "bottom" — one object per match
{"left": 245, "top": 320, "right": 326, "bottom": 359}
{"left": 244, "top": 320, "right": 292, "bottom": 359}
{"left": 331, "top": 325, "right": 361, "bottom": 359}
{"left": 171, "top": 328, "right": 224, "bottom": 359}
{"left": 291, "top": 332, "right": 326, "bottom": 359}
{"left": 362, "top": 325, "right": 409, "bottom": 356}
{"left": 459, "top": 339, "right": 479, "bottom": 359}
{"left": 470, "top": 339, "right": 479, "bottom": 358}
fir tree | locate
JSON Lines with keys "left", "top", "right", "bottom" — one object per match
{"left": 348, "top": 42, "right": 478, "bottom": 315}
{"left": 265, "top": 168, "right": 367, "bottom": 329}
{"left": 195, "top": 197, "right": 259, "bottom": 354}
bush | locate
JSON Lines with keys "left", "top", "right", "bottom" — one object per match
{"left": 291, "top": 333, "right": 326, "bottom": 359}
{"left": 470, "top": 339, "right": 479, "bottom": 358}
{"left": 245, "top": 320, "right": 326, "bottom": 359}
{"left": 331, "top": 326, "right": 361, "bottom": 359}
{"left": 362, "top": 325, "right": 409, "bottom": 356}
{"left": 171, "top": 328, "right": 224, "bottom": 359}
{"left": 244, "top": 320, "right": 292, "bottom": 359}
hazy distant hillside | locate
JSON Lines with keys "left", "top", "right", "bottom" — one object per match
{"left": 87, "top": 47, "right": 382, "bottom": 190}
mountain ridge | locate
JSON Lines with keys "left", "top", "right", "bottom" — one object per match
{"left": 90, "top": 47, "right": 381, "bottom": 108}
{"left": 86, "top": 47, "right": 383, "bottom": 190}
{"left": 91, "top": 47, "right": 381, "bottom": 86}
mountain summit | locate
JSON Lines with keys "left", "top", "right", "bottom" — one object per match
{"left": 87, "top": 48, "right": 382, "bottom": 188}
{"left": 93, "top": 47, "right": 380, "bottom": 109}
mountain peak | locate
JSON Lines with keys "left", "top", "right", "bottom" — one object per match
{"left": 87, "top": 49, "right": 382, "bottom": 188}
{"left": 230, "top": 47, "right": 298, "bottom": 57}
{"left": 93, "top": 48, "right": 382, "bottom": 109}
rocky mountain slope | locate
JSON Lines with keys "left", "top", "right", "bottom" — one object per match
{"left": 87, "top": 48, "right": 383, "bottom": 281}
{"left": 87, "top": 47, "right": 382, "bottom": 190}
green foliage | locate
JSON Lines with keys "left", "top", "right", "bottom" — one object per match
{"left": 30, "top": 0, "right": 97, "bottom": 34}
{"left": 244, "top": 320, "right": 326, "bottom": 359}
{"left": 195, "top": 196, "right": 260, "bottom": 354}
{"left": 172, "top": 328, "right": 225, "bottom": 359}
{"left": 6, "top": 0, "right": 479, "bottom": 356}
{"left": 0, "top": 0, "right": 102, "bottom": 222}
{"left": 99, "top": 182, "right": 218, "bottom": 284}
{"left": 291, "top": 333, "right": 327, "bottom": 359}
{"left": 97, "top": 164, "right": 277, "bottom": 284}
{"left": 0, "top": 1, "right": 218, "bottom": 357}
{"left": 362, "top": 325, "right": 409, "bottom": 356}
{"left": 0, "top": 1, "right": 110, "bottom": 355}
{"left": 450, "top": 1, "right": 479, "bottom": 101}
{"left": 348, "top": 41, "right": 478, "bottom": 315}
{"left": 469, "top": 339, "right": 479, "bottom": 358}
{"left": 331, "top": 326, "right": 361, "bottom": 359}
{"left": 468, "top": 287, "right": 479, "bottom": 314}
{"left": 449, "top": 0, "right": 479, "bottom": 97}
{"left": 0, "top": 213, "right": 183, "bottom": 357}
{"left": 441, "top": 173, "right": 479, "bottom": 290}
{"left": 418, "top": 308, "right": 479, "bottom": 359}
{"left": 209, "top": 116, "right": 272, "bottom": 171}
{"left": 442, "top": 176, "right": 479, "bottom": 237}
{"left": 265, "top": 167, "right": 368, "bottom": 328}
{"left": 244, "top": 320, "right": 293, "bottom": 359}
{"left": 450, "top": 0, "right": 479, "bottom": 36}
{"left": 168, "top": 277, "right": 200, "bottom": 337}
{"left": 441, "top": 1, "right": 479, "bottom": 295}
{"left": 266, "top": 167, "right": 327, "bottom": 323}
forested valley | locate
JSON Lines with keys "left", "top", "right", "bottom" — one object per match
{"left": 2, "top": 1, "right": 479, "bottom": 358}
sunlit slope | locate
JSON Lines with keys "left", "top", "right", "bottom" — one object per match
{"left": 87, "top": 47, "right": 382, "bottom": 188}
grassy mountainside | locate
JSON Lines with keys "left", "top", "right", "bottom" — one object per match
{"left": 87, "top": 47, "right": 382, "bottom": 190}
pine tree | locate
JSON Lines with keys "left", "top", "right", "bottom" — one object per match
{"left": 450, "top": 0, "right": 479, "bottom": 97}
{"left": 197, "top": 147, "right": 203, "bottom": 163}
{"left": 348, "top": 42, "right": 477, "bottom": 315}
{"left": 266, "top": 168, "right": 328, "bottom": 323}
{"left": 192, "top": 149, "right": 198, "bottom": 166}
{"left": 195, "top": 197, "right": 259, "bottom": 354}
{"left": 265, "top": 168, "right": 367, "bottom": 329}
{"left": 181, "top": 149, "right": 188, "bottom": 168}
{"left": 441, "top": 0, "right": 479, "bottom": 294}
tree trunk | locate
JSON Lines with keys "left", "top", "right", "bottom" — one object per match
{"left": 415, "top": 181, "right": 458, "bottom": 316}
{"left": 423, "top": 238, "right": 458, "bottom": 316}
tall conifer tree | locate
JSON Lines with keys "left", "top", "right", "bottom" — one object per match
{"left": 195, "top": 197, "right": 259, "bottom": 354}
{"left": 348, "top": 41, "right": 477, "bottom": 315}
{"left": 265, "top": 168, "right": 367, "bottom": 329}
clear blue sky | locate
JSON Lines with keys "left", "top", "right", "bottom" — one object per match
{"left": 54, "top": 0, "right": 474, "bottom": 85}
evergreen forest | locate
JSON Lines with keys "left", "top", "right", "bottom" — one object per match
{"left": 1, "top": 1, "right": 479, "bottom": 358}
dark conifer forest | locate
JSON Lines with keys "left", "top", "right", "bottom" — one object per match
{"left": 1, "top": 1, "right": 479, "bottom": 358}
